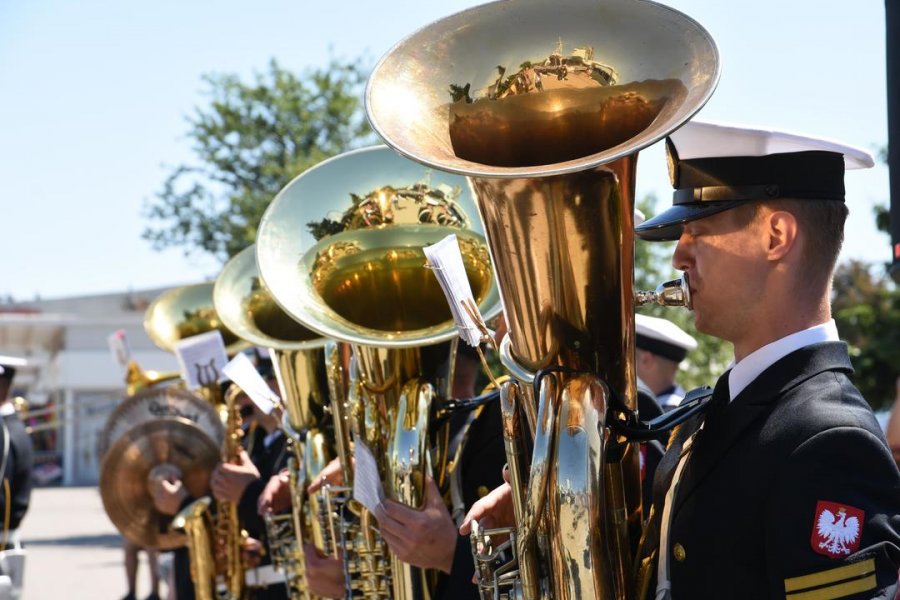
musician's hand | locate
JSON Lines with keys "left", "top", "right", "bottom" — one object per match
{"left": 242, "top": 537, "right": 264, "bottom": 568}
{"left": 305, "top": 543, "right": 345, "bottom": 599}
{"left": 211, "top": 450, "right": 260, "bottom": 504}
{"left": 459, "top": 481, "right": 514, "bottom": 535}
{"left": 258, "top": 469, "right": 292, "bottom": 516}
{"left": 149, "top": 477, "right": 188, "bottom": 516}
{"left": 374, "top": 477, "right": 457, "bottom": 574}
{"left": 307, "top": 457, "right": 345, "bottom": 494}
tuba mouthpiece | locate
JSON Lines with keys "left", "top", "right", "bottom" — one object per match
{"left": 635, "top": 274, "right": 692, "bottom": 309}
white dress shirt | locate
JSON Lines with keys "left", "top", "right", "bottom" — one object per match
{"left": 728, "top": 320, "right": 839, "bottom": 401}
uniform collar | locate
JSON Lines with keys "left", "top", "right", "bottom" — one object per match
{"left": 0, "top": 403, "right": 15, "bottom": 417}
{"left": 729, "top": 320, "right": 839, "bottom": 401}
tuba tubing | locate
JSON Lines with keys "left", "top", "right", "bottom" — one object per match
{"left": 365, "top": 0, "right": 720, "bottom": 597}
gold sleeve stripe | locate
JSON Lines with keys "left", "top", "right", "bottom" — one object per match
{"left": 784, "top": 559, "right": 876, "bottom": 592}
{"left": 785, "top": 574, "right": 876, "bottom": 600}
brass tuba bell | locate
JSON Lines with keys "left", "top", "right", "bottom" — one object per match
{"left": 366, "top": 0, "right": 719, "bottom": 598}
{"left": 256, "top": 145, "right": 503, "bottom": 599}
{"left": 214, "top": 243, "right": 336, "bottom": 600}
{"left": 144, "top": 282, "right": 247, "bottom": 357}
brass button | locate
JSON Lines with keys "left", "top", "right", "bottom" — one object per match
{"left": 673, "top": 543, "right": 686, "bottom": 562}
{"left": 477, "top": 485, "right": 491, "bottom": 498}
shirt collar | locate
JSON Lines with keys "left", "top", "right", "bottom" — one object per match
{"left": 728, "top": 320, "right": 839, "bottom": 401}
{"left": 0, "top": 403, "right": 15, "bottom": 417}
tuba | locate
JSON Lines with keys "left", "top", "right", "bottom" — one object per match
{"left": 366, "top": 0, "right": 719, "bottom": 598}
{"left": 214, "top": 243, "right": 336, "bottom": 600}
{"left": 144, "top": 283, "right": 248, "bottom": 599}
{"left": 256, "top": 146, "right": 503, "bottom": 599}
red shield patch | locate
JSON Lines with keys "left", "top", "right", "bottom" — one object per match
{"left": 811, "top": 500, "right": 865, "bottom": 559}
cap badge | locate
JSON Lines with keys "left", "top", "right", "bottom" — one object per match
{"left": 811, "top": 501, "right": 864, "bottom": 559}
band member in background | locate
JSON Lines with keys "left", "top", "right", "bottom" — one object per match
{"left": 634, "top": 121, "right": 900, "bottom": 599}
{"left": 263, "top": 343, "right": 507, "bottom": 599}
{"left": 211, "top": 380, "right": 289, "bottom": 599}
{"left": 634, "top": 314, "right": 697, "bottom": 412}
{"left": 0, "top": 356, "right": 33, "bottom": 599}
{"left": 373, "top": 342, "right": 506, "bottom": 600}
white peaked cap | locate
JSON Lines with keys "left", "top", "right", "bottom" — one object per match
{"left": 635, "top": 314, "right": 697, "bottom": 362}
{"left": 669, "top": 121, "right": 875, "bottom": 170}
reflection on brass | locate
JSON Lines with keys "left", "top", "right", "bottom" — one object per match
{"left": 100, "top": 386, "right": 225, "bottom": 455}
{"left": 99, "top": 418, "right": 219, "bottom": 550}
{"left": 144, "top": 283, "right": 246, "bottom": 355}
{"left": 214, "top": 243, "right": 334, "bottom": 599}
{"left": 307, "top": 181, "right": 468, "bottom": 239}
{"left": 172, "top": 497, "right": 217, "bottom": 600}
{"left": 214, "top": 244, "right": 330, "bottom": 432}
{"left": 450, "top": 79, "right": 685, "bottom": 168}
{"left": 366, "top": 0, "right": 719, "bottom": 597}
{"left": 256, "top": 146, "right": 504, "bottom": 600}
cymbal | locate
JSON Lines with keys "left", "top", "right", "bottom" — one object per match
{"left": 100, "top": 386, "right": 225, "bottom": 455}
{"left": 99, "top": 417, "right": 220, "bottom": 550}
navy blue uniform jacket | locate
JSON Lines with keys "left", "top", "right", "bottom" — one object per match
{"left": 643, "top": 342, "right": 900, "bottom": 599}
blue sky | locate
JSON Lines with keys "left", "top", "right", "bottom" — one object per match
{"left": 0, "top": 0, "right": 889, "bottom": 300}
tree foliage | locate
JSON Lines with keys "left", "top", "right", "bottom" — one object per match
{"left": 832, "top": 263, "right": 900, "bottom": 411}
{"left": 143, "top": 59, "right": 375, "bottom": 262}
{"left": 634, "top": 195, "right": 733, "bottom": 391}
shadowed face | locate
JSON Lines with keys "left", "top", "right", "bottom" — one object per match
{"left": 671, "top": 206, "right": 769, "bottom": 344}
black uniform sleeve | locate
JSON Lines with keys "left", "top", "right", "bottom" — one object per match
{"left": 765, "top": 426, "right": 900, "bottom": 599}
{"left": 238, "top": 477, "right": 266, "bottom": 538}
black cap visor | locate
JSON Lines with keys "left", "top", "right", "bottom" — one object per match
{"left": 634, "top": 201, "right": 742, "bottom": 241}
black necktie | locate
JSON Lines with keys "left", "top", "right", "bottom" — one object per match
{"left": 704, "top": 369, "right": 732, "bottom": 429}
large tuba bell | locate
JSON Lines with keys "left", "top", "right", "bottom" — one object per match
{"left": 256, "top": 145, "right": 503, "bottom": 599}
{"left": 366, "top": 1, "right": 719, "bottom": 598}
{"left": 214, "top": 243, "right": 336, "bottom": 600}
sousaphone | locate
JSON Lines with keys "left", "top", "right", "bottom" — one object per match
{"left": 366, "top": 0, "right": 719, "bottom": 598}
{"left": 256, "top": 145, "right": 503, "bottom": 599}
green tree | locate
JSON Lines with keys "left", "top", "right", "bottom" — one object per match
{"left": 143, "top": 59, "right": 375, "bottom": 262}
{"left": 634, "top": 194, "right": 733, "bottom": 390}
{"left": 832, "top": 260, "right": 900, "bottom": 410}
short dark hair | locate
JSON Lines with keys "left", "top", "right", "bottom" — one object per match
{"left": 753, "top": 199, "right": 848, "bottom": 285}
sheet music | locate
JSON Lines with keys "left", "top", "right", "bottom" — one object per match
{"left": 222, "top": 352, "right": 279, "bottom": 414}
{"left": 353, "top": 441, "right": 385, "bottom": 514}
{"left": 107, "top": 329, "right": 131, "bottom": 371}
{"left": 173, "top": 330, "right": 229, "bottom": 390}
{"left": 423, "top": 233, "right": 484, "bottom": 347}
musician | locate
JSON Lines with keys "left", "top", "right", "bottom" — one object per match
{"left": 268, "top": 343, "right": 507, "bottom": 599}
{"left": 210, "top": 383, "right": 288, "bottom": 599}
{"left": 0, "top": 356, "right": 33, "bottom": 598}
{"left": 633, "top": 121, "right": 900, "bottom": 599}
{"left": 0, "top": 357, "right": 32, "bottom": 534}
{"left": 373, "top": 342, "right": 506, "bottom": 600}
{"left": 634, "top": 314, "right": 697, "bottom": 412}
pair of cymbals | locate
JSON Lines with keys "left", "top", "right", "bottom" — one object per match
{"left": 100, "top": 387, "right": 223, "bottom": 549}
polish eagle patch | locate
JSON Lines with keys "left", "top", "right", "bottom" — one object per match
{"left": 811, "top": 501, "right": 864, "bottom": 559}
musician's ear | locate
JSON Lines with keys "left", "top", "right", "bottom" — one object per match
{"left": 762, "top": 209, "right": 798, "bottom": 262}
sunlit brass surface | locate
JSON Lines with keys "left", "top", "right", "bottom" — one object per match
{"left": 256, "top": 146, "right": 503, "bottom": 600}
{"left": 214, "top": 244, "right": 330, "bottom": 432}
{"left": 215, "top": 381, "right": 246, "bottom": 600}
{"left": 144, "top": 283, "right": 247, "bottom": 355}
{"left": 100, "top": 386, "right": 225, "bottom": 455}
{"left": 256, "top": 146, "right": 501, "bottom": 348}
{"left": 367, "top": 0, "right": 718, "bottom": 598}
{"left": 125, "top": 362, "right": 183, "bottom": 397}
{"left": 99, "top": 418, "right": 219, "bottom": 550}
{"left": 215, "top": 243, "right": 335, "bottom": 599}
{"left": 172, "top": 497, "right": 217, "bottom": 600}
